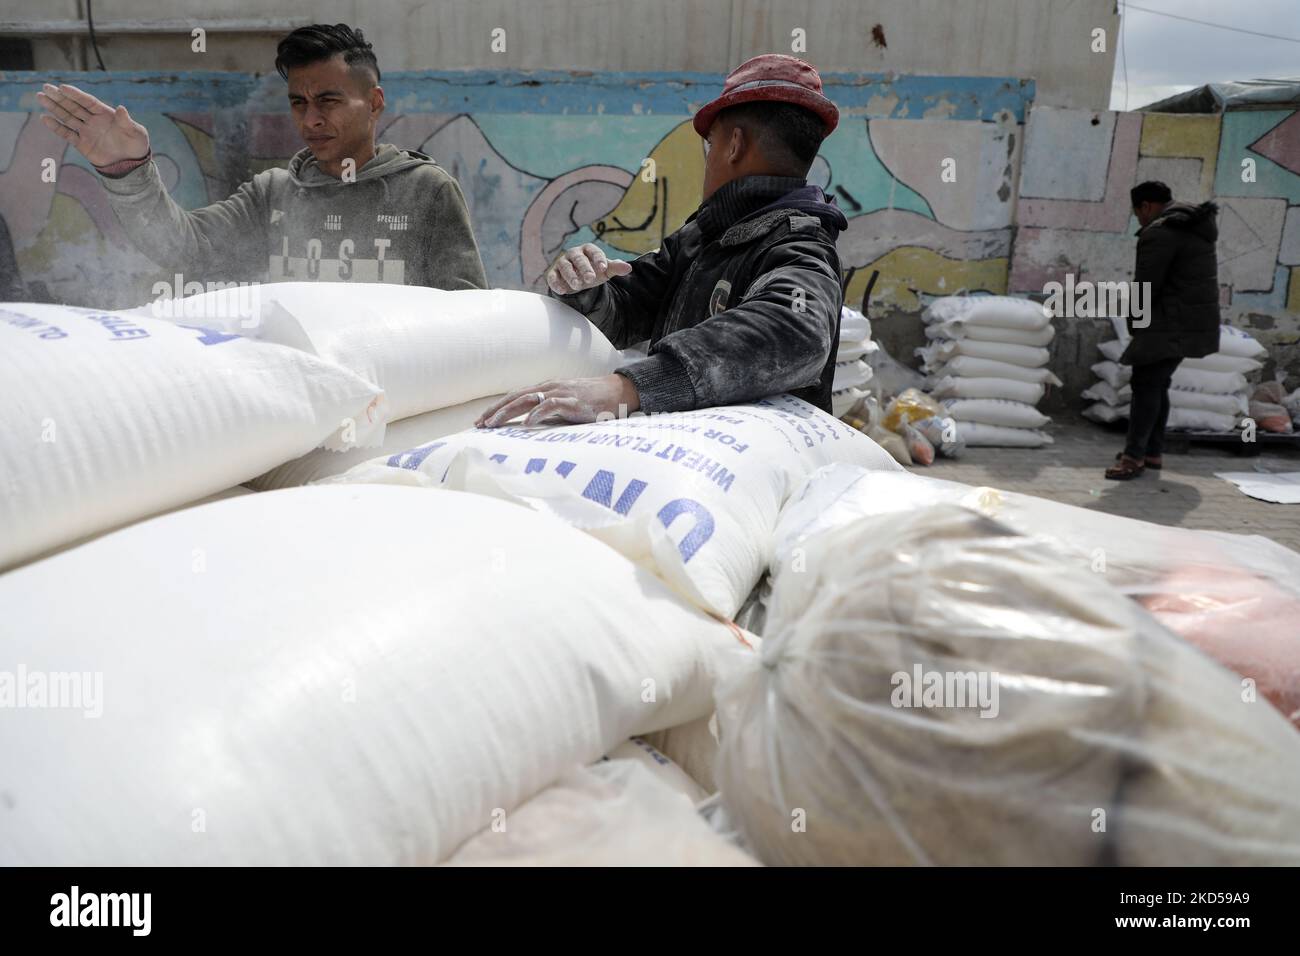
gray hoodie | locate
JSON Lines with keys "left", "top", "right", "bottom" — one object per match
{"left": 98, "top": 144, "right": 487, "bottom": 290}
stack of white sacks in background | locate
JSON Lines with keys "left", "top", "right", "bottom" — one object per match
{"left": 918, "top": 295, "right": 1059, "bottom": 447}
{"left": 1082, "top": 323, "right": 1264, "bottom": 432}
{"left": 831, "top": 305, "right": 876, "bottom": 418}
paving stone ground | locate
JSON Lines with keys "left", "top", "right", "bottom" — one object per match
{"left": 910, "top": 414, "right": 1300, "bottom": 554}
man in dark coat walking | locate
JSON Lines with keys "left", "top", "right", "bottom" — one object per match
{"left": 1105, "top": 181, "right": 1221, "bottom": 480}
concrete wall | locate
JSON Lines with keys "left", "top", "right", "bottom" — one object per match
{"left": 1008, "top": 105, "right": 1300, "bottom": 403}
{"left": 3, "top": 0, "right": 1117, "bottom": 109}
{"left": 0, "top": 68, "right": 1033, "bottom": 311}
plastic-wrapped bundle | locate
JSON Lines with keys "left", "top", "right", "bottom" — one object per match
{"left": 720, "top": 504, "right": 1146, "bottom": 865}
{"left": 774, "top": 465, "right": 1300, "bottom": 734}
{"left": 720, "top": 495, "right": 1300, "bottom": 865}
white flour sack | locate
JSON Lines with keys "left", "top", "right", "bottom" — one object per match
{"left": 1182, "top": 352, "right": 1263, "bottom": 375}
{"left": 929, "top": 375, "right": 1045, "bottom": 405}
{"left": 923, "top": 294, "right": 1052, "bottom": 332}
{"left": 940, "top": 398, "right": 1049, "bottom": 429}
{"left": 249, "top": 395, "right": 499, "bottom": 491}
{"left": 931, "top": 355, "right": 1062, "bottom": 386}
{"left": 0, "top": 303, "right": 381, "bottom": 571}
{"left": 839, "top": 305, "right": 871, "bottom": 342}
{"left": 131, "top": 283, "right": 623, "bottom": 421}
{"left": 0, "top": 485, "right": 752, "bottom": 866}
{"left": 330, "top": 395, "right": 901, "bottom": 618}
{"left": 926, "top": 320, "right": 1055, "bottom": 348}
{"left": 1219, "top": 324, "right": 1267, "bottom": 359}
{"left": 918, "top": 338, "right": 1050, "bottom": 370}
{"left": 1097, "top": 339, "right": 1125, "bottom": 362}
{"left": 958, "top": 422, "right": 1053, "bottom": 447}
{"left": 832, "top": 359, "right": 871, "bottom": 391}
{"left": 1091, "top": 360, "right": 1249, "bottom": 395}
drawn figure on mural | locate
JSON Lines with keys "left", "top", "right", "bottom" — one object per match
{"left": 35, "top": 24, "right": 486, "bottom": 292}
{"left": 477, "top": 55, "right": 848, "bottom": 427}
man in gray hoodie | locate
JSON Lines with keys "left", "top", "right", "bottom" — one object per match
{"left": 36, "top": 24, "right": 486, "bottom": 291}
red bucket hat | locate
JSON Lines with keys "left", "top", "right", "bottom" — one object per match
{"left": 693, "top": 54, "right": 839, "bottom": 138}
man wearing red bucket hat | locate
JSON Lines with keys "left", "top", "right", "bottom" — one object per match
{"left": 478, "top": 54, "right": 847, "bottom": 427}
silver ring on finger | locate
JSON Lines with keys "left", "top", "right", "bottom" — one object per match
{"left": 532, "top": 392, "right": 546, "bottom": 404}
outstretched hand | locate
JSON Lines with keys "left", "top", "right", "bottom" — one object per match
{"left": 36, "top": 84, "right": 150, "bottom": 167}
{"left": 545, "top": 242, "right": 632, "bottom": 296}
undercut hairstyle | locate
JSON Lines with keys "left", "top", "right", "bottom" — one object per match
{"left": 1130, "top": 180, "right": 1172, "bottom": 208}
{"left": 717, "top": 101, "right": 827, "bottom": 175}
{"left": 275, "top": 24, "right": 380, "bottom": 85}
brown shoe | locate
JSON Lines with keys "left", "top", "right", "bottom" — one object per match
{"left": 1115, "top": 452, "right": 1162, "bottom": 470}
{"left": 1105, "top": 455, "right": 1146, "bottom": 480}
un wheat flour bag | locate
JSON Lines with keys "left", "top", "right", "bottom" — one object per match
{"left": 0, "top": 485, "right": 753, "bottom": 866}
{"left": 250, "top": 396, "right": 500, "bottom": 490}
{"left": 0, "top": 303, "right": 381, "bottom": 571}
{"left": 716, "top": 503, "right": 1145, "bottom": 866}
{"left": 133, "top": 283, "right": 623, "bottom": 420}
{"left": 329, "top": 394, "right": 901, "bottom": 618}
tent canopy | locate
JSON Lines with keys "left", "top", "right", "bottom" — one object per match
{"left": 1141, "top": 79, "right": 1300, "bottom": 113}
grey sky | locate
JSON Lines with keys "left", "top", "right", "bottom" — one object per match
{"left": 1110, "top": 0, "right": 1300, "bottom": 109}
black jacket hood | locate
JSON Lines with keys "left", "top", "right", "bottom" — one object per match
{"left": 1143, "top": 200, "right": 1219, "bottom": 243}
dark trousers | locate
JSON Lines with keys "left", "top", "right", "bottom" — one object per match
{"left": 1124, "top": 356, "right": 1182, "bottom": 459}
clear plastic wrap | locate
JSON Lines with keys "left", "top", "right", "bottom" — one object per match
{"left": 721, "top": 500, "right": 1300, "bottom": 865}
{"left": 881, "top": 387, "right": 944, "bottom": 433}
{"left": 774, "top": 465, "right": 1300, "bottom": 731}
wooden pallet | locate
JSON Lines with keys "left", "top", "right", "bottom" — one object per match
{"left": 1162, "top": 429, "right": 1300, "bottom": 457}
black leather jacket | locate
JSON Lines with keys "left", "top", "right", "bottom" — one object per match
{"left": 555, "top": 175, "right": 848, "bottom": 413}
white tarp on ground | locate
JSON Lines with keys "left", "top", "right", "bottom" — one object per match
{"left": 1215, "top": 471, "right": 1300, "bottom": 504}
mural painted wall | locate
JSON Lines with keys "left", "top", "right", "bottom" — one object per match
{"left": 1008, "top": 104, "right": 1300, "bottom": 387}
{"left": 0, "top": 69, "right": 1033, "bottom": 312}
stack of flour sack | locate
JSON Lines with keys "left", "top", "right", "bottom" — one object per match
{"left": 831, "top": 304, "right": 876, "bottom": 419}
{"left": 917, "top": 294, "right": 1059, "bottom": 448}
{"left": 1082, "top": 324, "right": 1265, "bottom": 432}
